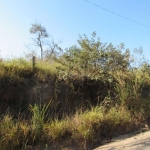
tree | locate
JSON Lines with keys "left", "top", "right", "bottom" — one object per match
{"left": 57, "top": 32, "right": 132, "bottom": 79}
{"left": 29, "top": 23, "right": 62, "bottom": 61}
{"left": 30, "top": 23, "right": 49, "bottom": 60}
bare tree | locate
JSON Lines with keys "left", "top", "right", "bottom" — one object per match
{"left": 44, "top": 40, "right": 62, "bottom": 61}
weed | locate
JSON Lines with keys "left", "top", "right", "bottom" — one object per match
{"left": 29, "top": 101, "right": 51, "bottom": 132}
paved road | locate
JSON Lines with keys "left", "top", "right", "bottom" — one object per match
{"left": 94, "top": 130, "right": 150, "bottom": 150}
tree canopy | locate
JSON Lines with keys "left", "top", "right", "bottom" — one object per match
{"left": 57, "top": 32, "right": 132, "bottom": 79}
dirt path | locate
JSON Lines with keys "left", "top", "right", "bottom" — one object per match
{"left": 94, "top": 129, "right": 150, "bottom": 150}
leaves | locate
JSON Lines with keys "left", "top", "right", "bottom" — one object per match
{"left": 57, "top": 32, "right": 131, "bottom": 80}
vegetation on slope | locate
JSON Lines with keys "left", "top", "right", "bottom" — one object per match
{"left": 0, "top": 32, "right": 150, "bottom": 149}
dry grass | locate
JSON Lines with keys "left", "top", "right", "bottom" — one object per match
{"left": 0, "top": 58, "right": 61, "bottom": 80}
{"left": 0, "top": 105, "right": 135, "bottom": 150}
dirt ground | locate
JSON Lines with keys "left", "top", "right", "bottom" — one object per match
{"left": 94, "top": 125, "right": 150, "bottom": 150}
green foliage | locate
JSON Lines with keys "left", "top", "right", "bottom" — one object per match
{"left": 57, "top": 32, "right": 131, "bottom": 80}
{"left": 29, "top": 101, "right": 51, "bottom": 132}
{"left": 114, "top": 69, "right": 150, "bottom": 115}
{"left": 30, "top": 23, "right": 48, "bottom": 37}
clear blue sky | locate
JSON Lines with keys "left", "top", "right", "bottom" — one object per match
{"left": 0, "top": 0, "right": 150, "bottom": 61}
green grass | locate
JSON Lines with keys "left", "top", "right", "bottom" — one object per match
{"left": 0, "top": 58, "right": 61, "bottom": 80}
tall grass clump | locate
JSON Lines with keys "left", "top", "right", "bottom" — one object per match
{"left": 29, "top": 100, "right": 51, "bottom": 132}
{"left": 114, "top": 69, "right": 150, "bottom": 116}
{"left": 71, "top": 106, "right": 131, "bottom": 139}
{"left": 44, "top": 118, "right": 71, "bottom": 141}
{"left": 0, "top": 114, "right": 31, "bottom": 150}
{"left": 0, "top": 101, "right": 51, "bottom": 150}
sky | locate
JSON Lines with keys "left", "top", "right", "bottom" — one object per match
{"left": 0, "top": 0, "right": 150, "bottom": 61}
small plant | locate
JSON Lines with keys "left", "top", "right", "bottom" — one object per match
{"left": 29, "top": 100, "right": 51, "bottom": 132}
